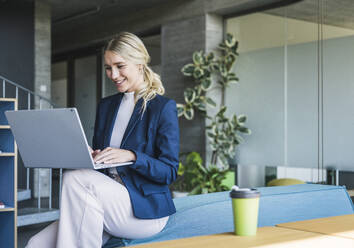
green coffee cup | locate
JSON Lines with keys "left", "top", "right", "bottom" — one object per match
{"left": 230, "top": 187, "right": 260, "bottom": 236}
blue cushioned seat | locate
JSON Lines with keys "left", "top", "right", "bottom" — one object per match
{"left": 103, "top": 184, "right": 354, "bottom": 247}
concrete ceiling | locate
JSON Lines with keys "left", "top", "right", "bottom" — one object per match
{"left": 50, "top": 0, "right": 175, "bottom": 24}
{"left": 50, "top": 0, "right": 354, "bottom": 29}
{"left": 48, "top": 0, "right": 354, "bottom": 53}
{"left": 266, "top": 0, "right": 354, "bottom": 30}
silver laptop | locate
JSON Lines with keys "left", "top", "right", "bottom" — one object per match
{"left": 5, "top": 108, "right": 133, "bottom": 169}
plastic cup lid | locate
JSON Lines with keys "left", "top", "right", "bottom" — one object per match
{"left": 230, "top": 185, "right": 260, "bottom": 198}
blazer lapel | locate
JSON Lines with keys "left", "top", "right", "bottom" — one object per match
{"left": 103, "top": 93, "right": 123, "bottom": 148}
{"left": 120, "top": 98, "right": 144, "bottom": 148}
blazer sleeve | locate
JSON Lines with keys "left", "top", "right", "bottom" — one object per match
{"left": 129, "top": 99, "right": 180, "bottom": 185}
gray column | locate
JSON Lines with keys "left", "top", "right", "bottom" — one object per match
{"left": 34, "top": 0, "right": 51, "bottom": 198}
{"left": 161, "top": 14, "right": 223, "bottom": 162}
{"left": 205, "top": 14, "right": 223, "bottom": 166}
{"left": 35, "top": 0, "right": 51, "bottom": 105}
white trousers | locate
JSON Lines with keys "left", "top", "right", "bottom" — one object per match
{"left": 26, "top": 169, "right": 169, "bottom": 248}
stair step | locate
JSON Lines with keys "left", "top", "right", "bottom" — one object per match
{"left": 17, "top": 208, "right": 60, "bottom": 227}
{"left": 17, "top": 188, "right": 31, "bottom": 202}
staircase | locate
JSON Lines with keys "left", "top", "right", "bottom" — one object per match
{"left": 1, "top": 75, "right": 62, "bottom": 227}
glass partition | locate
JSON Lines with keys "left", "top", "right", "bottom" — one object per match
{"left": 225, "top": 0, "right": 354, "bottom": 184}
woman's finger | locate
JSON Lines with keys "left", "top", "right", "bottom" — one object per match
{"left": 101, "top": 153, "right": 121, "bottom": 163}
{"left": 88, "top": 146, "right": 93, "bottom": 153}
{"left": 91, "top": 149, "right": 101, "bottom": 158}
{"left": 95, "top": 148, "right": 119, "bottom": 162}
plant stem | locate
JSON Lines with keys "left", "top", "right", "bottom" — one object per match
{"left": 221, "top": 84, "right": 225, "bottom": 106}
{"left": 211, "top": 151, "right": 217, "bottom": 165}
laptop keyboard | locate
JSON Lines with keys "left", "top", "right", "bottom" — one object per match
{"left": 94, "top": 162, "right": 115, "bottom": 169}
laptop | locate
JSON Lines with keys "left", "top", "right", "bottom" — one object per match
{"left": 5, "top": 108, "right": 133, "bottom": 169}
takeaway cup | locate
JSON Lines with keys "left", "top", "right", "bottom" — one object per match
{"left": 229, "top": 186, "right": 260, "bottom": 236}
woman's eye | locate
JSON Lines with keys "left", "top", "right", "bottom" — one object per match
{"left": 118, "top": 65, "right": 125, "bottom": 69}
{"left": 105, "top": 67, "right": 111, "bottom": 71}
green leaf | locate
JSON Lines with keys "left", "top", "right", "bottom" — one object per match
{"left": 238, "top": 115, "right": 247, "bottom": 123}
{"left": 232, "top": 115, "right": 238, "bottom": 126}
{"left": 189, "top": 185, "right": 202, "bottom": 195}
{"left": 181, "top": 63, "right": 195, "bottom": 76}
{"left": 177, "top": 162, "right": 185, "bottom": 176}
{"left": 184, "top": 88, "right": 196, "bottom": 103}
{"left": 176, "top": 103, "right": 185, "bottom": 117}
{"left": 203, "top": 69, "right": 211, "bottom": 78}
{"left": 186, "top": 152, "right": 203, "bottom": 166}
{"left": 219, "top": 64, "right": 227, "bottom": 76}
{"left": 217, "top": 106, "right": 227, "bottom": 117}
{"left": 207, "top": 132, "right": 215, "bottom": 139}
{"left": 209, "top": 62, "right": 219, "bottom": 72}
{"left": 193, "top": 67, "right": 204, "bottom": 78}
{"left": 206, "top": 97, "right": 216, "bottom": 107}
{"left": 211, "top": 125, "right": 217, "bottom": 135}
{"left": 238, "top": 126, "right": 251, "bottom": 134}
{"left": 206, "top": 52, "right": 214, "bottom": 62}
{"left": 193, "top": 98, "right": 206, "bottom": 111}
{"left": 225, "top": 33, "right": 236, "bottom": 48}
{"left": 184, "top": 106, "right": 194, "bottom": 120}
{"left": 228, "top": 145, "right": 234, "bottom": 156}
{"left": 218, "top": 43, "right": 228, "bottom": 51}
{"left": 193, "top": 51, "right": 203, "bottom": 65}
{"left": 195, "top": 85, "right": 202, "bottom": 96}
{"left": 200, "top": 78, "right": 212, "bottom": 91}
{"left": 227, "top": 73, "right": 239, "bottom": 83}
{"left": 225, "top": 54, "right": 235, "bottom": 66}
{"left": 235, "top": 134, "right": 244, "bottom": 143}
{"left": 210, "top": 143, "right": 218, "bottom": 151}
{"left": 231, "top": 41, "right": 239, "bottom": 54}
{"left": 202, "top": 188, "right": 209, "bottom": 194}
{"left": 219, "top": 154, "right": 229, "bottom": 167}
{"left": 220, "top": 117, "right": 228, "bottom": 123}
{"left": 196, "top": 102, "right": 206, "bottom": 112}
{"left": 196, "top": 162, "right": 207, "bottom": 174}
{"left": 229, "top": 78, "right": 239, "bottom": 84}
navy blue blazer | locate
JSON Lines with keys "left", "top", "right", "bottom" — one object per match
{"left": 92, "top": 93, "right": 179, "bottom": 219}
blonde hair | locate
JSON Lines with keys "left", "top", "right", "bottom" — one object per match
{"left": 104, "top": 32, "right": 164, "bottom": 113}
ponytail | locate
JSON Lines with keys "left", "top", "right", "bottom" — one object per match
{"left": 136, "top": 65, "right": 165, "bottom": 113}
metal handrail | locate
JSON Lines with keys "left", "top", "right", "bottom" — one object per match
{"left": 1, "top": 74, "right": 62, "bottom": 217}
{"left": 0, "top": 75, "right": 58, "bottom": 108}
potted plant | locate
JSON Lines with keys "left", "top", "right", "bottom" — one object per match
{"left": 171, "top": 152, "right": 230, "bottom": 197}
{"left": 175, "top": 33, "right": 251, "bottom": 191}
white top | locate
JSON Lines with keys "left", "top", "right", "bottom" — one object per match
{"left": 109, "top": 92, "right": 135, "bottom": 176}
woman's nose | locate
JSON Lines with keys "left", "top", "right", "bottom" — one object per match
{"left": 111, "top": 67, "right": 120, "bottom": 80}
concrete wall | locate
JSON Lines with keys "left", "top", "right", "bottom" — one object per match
{"left": 0, "top": 1, "right": 35, "bottom": 191}
{"left": 0, "top": 1, "right": 34, "bottom": 92}
{"left": 161, "top": 14, "right": 223, "bottom": 159}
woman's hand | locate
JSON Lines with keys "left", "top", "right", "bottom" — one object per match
{"left": 88, "top": 146, "right": 101, "bottom": 159}
{"left": 93, "top": 147, "right": 136, "bottom": 164}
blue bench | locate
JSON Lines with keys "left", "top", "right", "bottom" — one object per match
{"left": 103, "top": 184, "right": 354, "bottom": 247}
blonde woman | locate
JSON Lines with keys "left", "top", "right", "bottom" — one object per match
{"left": 26, "top": 32, "right": 179, "bottom": 248}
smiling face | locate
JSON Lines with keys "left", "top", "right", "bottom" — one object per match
{"left": 104, "top": 50, "right": 144, "bottom": 93}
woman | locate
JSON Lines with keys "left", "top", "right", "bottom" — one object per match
{"left": 26, "top": 32, "right": 179, "bottom": 248}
